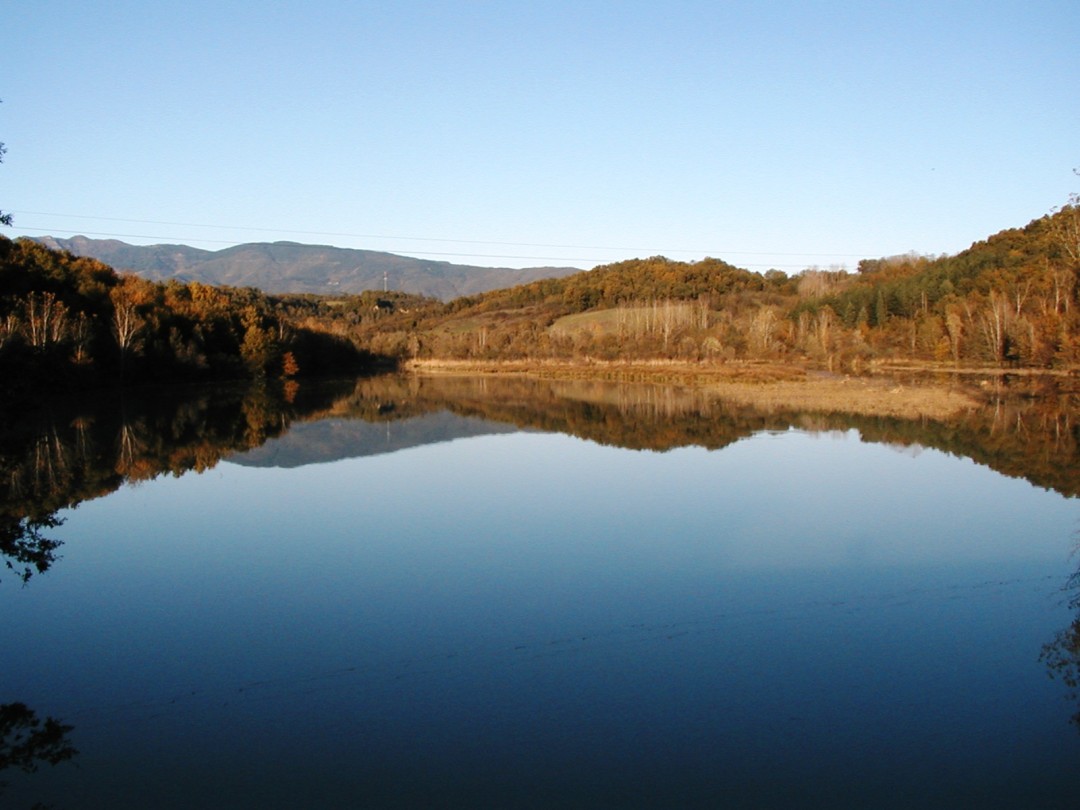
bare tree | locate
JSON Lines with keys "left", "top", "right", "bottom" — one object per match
{"left": 110, "top": 276, "right": 151, "bottom": 361}
{"left": 945, "top": 304, "right": 964, "bottom": 363}
{"left": 977, "top": 291, "right": 1011, "bottom": 363}
{"left": 749, "top": 307, "right": 778, "bottom": 355}
{"left": 1050, "top": 188, "right": 1080, "bottom": 268}
{"left": 21, "top": 292, "right": 69, "bottom": 349}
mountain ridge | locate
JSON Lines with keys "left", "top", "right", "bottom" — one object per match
{"left": 32, "top": 235, "right": 582, "bottom": 301}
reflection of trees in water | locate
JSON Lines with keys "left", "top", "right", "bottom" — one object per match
{"left": 0, "top": 378, "right": 358, "bottom": 584}
{"left": 243, "top": 371, "right": 1080, "bottom": 492}
{"left": 1041, "top": 548, "right": 1080, "bottom": 731}
{"left": 29, "top": 428, "right": 75, "bottom": 502}
{"left": 0, "top": 516, "right": 64, "bottom": 585}
{"left": 0, "top": 702, "right": 77, "bottom": 801}
{"left": 1, "top": 372, "right": 1076, "bottom": 586}
{"left": 366, "top": 373, "right": 1079, "bottom": 494}
{"left": 545, "top": 378, "right": 717, "bottom": 420}
{"left": 115, "top": 418, "right": 150, "bottom": 479}
{"left": 1042, "top": 618, "right": 1080, "bottom": 729}
{"left": 7, "top": 373, "right": 1078, "bottom": 486}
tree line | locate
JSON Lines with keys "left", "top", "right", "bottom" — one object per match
{"left": 0, "top": 236, "right": 382, "bottom": 400}
{"left": 4, "top": 199, "right": 1078, "bottom": 382}
{"left": 332, "top": 202, "right": 1080, "bottom": 370}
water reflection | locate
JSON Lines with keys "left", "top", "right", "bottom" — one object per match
{"left": 0, "top": 702, "right": 77, "bottom": 803}
{"left": 1042, "top": 617, "right": 1080, "bottom": 729}
{"left": 1, "top": 372, "right": 1078, "bottom": 806}
{"left": 2, "top": 372, "right": 1078, "bottom": 587}
{"left": 1041, "top": 544, "right": 1080, "bottom": 730}
{"left": 0, "top": 379, "right": 357, "bottom": 583}
{"left": 0, "top": 516, "right": 64, "bottom": 585}
{"left": 240, "top": 372, "right": 1080, "bottom": 495}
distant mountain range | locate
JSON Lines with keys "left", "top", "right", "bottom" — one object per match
{"left": 32, "top": 235, "right": 582, "bottom": 301}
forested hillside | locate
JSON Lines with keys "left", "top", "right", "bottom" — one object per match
{"left": 344, "top": 204, "right": 1080, "bottom": 369}
{"left": 0, "top": 236, "right": 379, "bottom": 399}
{"left": 5, "top": 201, "right": 1078, "bottom": 389}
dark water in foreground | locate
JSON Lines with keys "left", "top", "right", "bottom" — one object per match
{"left": 2, "top": 375, "right": 1079, "bottom": 808}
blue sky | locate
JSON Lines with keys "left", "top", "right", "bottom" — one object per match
{"left": 2, "top": 1, "right": 1077, "bottom": 272}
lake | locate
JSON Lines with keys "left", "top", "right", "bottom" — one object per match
{"left": 2, "top": 373, "right": 1079, "bottom": 808}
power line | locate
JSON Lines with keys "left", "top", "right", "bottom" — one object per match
{"left": 10, "top": 226, "right": 610, "bottom": 264}
{"left": 12, "top": 209, "right": 871, "bottom": 260}
{"left": 6, "top": 222, "right": 851, "bottom": 270}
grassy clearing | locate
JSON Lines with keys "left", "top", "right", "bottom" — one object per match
{"left": 549, "top": 309, "right": 624, "bottom": 336}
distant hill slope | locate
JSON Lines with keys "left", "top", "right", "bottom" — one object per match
{"left": 32, "top": 236, "right": 581, "bottom": 300}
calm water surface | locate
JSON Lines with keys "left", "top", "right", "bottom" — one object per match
{"left": 2, "top": 376, "right": 1078, "bottom": 808}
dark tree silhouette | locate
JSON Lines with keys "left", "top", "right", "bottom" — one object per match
{"left": 0, "top": 516, "right": 64, "bottom": 585}
{"left": 0, "top": 702, "right": 78, "bottom": 801}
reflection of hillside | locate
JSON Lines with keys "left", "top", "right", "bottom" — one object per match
{"left": 230, "top": 412, "right": 519, "bottom": 467}
{"left": 245, "top": 373, "right": 1077, "bottom": 497}
{"left": 4, "top": 374, "right": 1076, "bottom": 510}
{"left": 1, "top": 372, "right": 1076, "bottom": 584}
{"left": 0, "top": 382, "right": 351, "bottom": 512}
{"left": 365, "top": 373, "right": 1079, "bottom": 497}
{"left": 0, "top": 380, "right": 356, "bottom": 582}
{"left": 403, "top": 374, "right": 771, "bottom": 452}
{"left": 229, "top": 374, "right": 525, "bottom": 467}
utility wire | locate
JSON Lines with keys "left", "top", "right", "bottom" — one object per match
{"left": 6, "top": 225, "right": 851, "bottom": 270}
{"left": 12, "top": 210, "right": 870, "bottom": 260}
{"left": 12, "top": 224, "right": 848, "bottom": 269}
{"left": 11, "top": 226, "right": 612, "bottom": 264}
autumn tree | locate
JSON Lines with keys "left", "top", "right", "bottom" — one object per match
{"left": 1050, "top": 179, "right": 1080, "bottom": 269}
{"left": 281, "top": 350, "right": 300, "bottom": 377}
{"left": 21, "top": 291, "right": 69, "bottom": 349}
{"left": 1049, "top": 183, "right": 1080, "bottom": 330}
{"left": 239, "top": 307, "right": 269, "bottom": 373}
{"left": 110, "top": 275, "right": 155, "bottom": 367}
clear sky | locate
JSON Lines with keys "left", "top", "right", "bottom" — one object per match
{"left": 2, "top": 0, "right": 1077, "bottom": 273}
